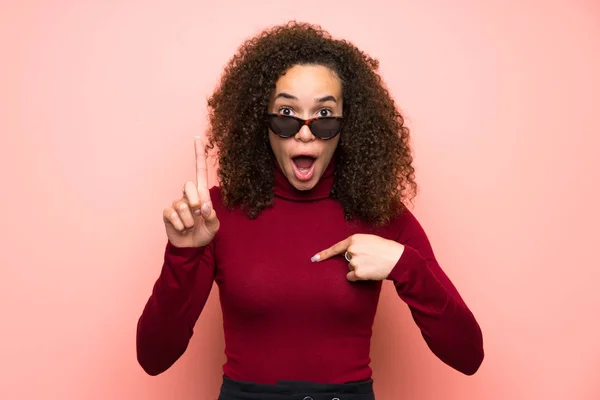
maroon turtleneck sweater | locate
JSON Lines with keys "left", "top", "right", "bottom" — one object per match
{"left": 136, "top": 159, "right": 484, "bottom": 383}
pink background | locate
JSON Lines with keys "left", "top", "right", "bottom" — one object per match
{"left": 2, "top": 1, "right": 599, "bottom": 399}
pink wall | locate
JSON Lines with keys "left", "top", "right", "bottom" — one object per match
{"left": 2, "top": 1, "right": 599, "bottom": 399}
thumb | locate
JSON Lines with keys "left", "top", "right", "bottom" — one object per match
{"left": 200, "top": 202, "right": 220, "bottom": 235}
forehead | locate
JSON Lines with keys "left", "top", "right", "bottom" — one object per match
{"left": 273, "top": 64, "right": 342, "bottom": 99}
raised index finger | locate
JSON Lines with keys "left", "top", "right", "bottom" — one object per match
{"left": 311, "top": 237, "right": 351, "bottom": 262}
{"left": 194, "top": 136, "right": 211, "bottom": 206}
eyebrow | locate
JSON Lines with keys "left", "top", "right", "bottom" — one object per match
{"left": 274, "top": 92, "right": 338, "bottom": 103}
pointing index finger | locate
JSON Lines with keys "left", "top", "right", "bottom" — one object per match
{"left": 311, "top": 237, "right": 351, "bottom": 262}
{"left": 194, "top": 136, "right": 211, "bottom": 206}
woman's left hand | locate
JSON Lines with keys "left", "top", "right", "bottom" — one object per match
{"left": 311, "top": 234, "right": 405, "bottom": 282}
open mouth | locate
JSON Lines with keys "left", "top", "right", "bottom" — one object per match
{"left": 291, "top": 155, "right": 317, "bottom": 181}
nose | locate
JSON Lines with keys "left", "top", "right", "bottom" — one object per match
{"left": 294, "top": 123, "right": 315, "bottom": 142}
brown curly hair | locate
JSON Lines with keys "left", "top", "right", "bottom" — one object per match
{"left": 205, "top": 21, "right": 417, "bottom": 226}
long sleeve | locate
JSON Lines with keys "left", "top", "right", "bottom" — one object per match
{"left": 136, "top": 240, "right": 217, "bottom": 376}
{"left": 386, "top": 210, "right": 484, "bottom": 375}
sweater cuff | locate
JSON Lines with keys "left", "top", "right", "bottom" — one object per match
{"left": 157, "top": 241, "right": 209, "bottom": 309}
{"left": 386, "top": 245, "right": 427, "bottom": 284}
{"left": 165, "top": 240, "right": 205, "bottom": 257}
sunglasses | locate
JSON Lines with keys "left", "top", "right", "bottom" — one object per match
{"left": 264, "top": 113, "right": 345, "bottom": 140}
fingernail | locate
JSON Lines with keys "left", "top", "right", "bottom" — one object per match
{"left": 194, "top": 209, "right": 201, "bottom": 216}
{"left": 202, "top": 202, "right": 210, "bottom": 215}
{"left": 311, "top": 254, "right": 320, "bottom": 262}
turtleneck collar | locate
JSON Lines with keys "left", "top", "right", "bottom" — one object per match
{"left": 274, "top": 155, "right": 336, "bottom": 201}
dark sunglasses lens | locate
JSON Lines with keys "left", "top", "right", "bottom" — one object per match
{"left": 269, "top": 116, "right": 300, "bottom": 137}
{"left": 311, "top": 118, "right": 342, "bottom": 139}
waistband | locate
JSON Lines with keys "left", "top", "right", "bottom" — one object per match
{"left": 218, "top": 375, "right": 375, "bottom": 400}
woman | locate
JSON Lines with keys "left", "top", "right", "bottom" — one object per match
{"left": 137, "top": 22, "right": 484, "bottom": 400}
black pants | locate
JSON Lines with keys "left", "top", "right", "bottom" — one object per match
{"left": 218, "top": 375, "right": 375, "bottom": 400}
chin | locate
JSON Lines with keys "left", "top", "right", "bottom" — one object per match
{"left": 290, "top": 178, "right": 318, "bottom": 191}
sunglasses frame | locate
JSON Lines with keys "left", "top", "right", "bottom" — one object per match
{"left": 264, "top": 113, "right": 345, "bottom": 140}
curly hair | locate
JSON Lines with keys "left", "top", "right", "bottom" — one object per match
{"left": 205, "top": 21, "right": 417, "bottom": 226}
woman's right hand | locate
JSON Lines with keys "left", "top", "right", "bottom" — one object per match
{"left": 163, "top": 137, "right": 220, "bottom": 248}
